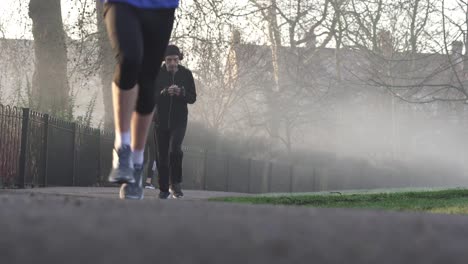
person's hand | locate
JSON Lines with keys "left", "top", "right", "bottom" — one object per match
{"left": 173, "top": 86, "right": 181, "bottom": 96}
{"left": 167, "top": 85, "right": 177, "bottom": 96}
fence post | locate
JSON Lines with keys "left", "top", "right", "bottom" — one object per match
{"left": 201, "top": 149, "right": 208, "bottom": 190}
{"left": 225, "top": 155, "right": 230, "bottom": 192}
{"left": 312, "top": 168, "right": 317, "bottom": 191}
{"left": 18, "top": 108, "right": 30, "bottom": 188}
{"left": 267, "top": 161, "right": 273, "bottom": 193}
{"left": 98, "top": 131, "right": 102, "bottom": 183}
{"left": 289, "top": 164, "right": 294, "bottom": 193}
{"left": 96, "top": 129, "right": 101, "bottom": 186}
{"left": 99, "top": 131, "right": 106, "bottom": 183}
{"left": 247, "top": 158, "right": 252, "bottom": 193}
{"left": 42, "top": 114, "right": 49, "bottom": 187}
{"left": 71, "top": 123, "right": 78, "bottom": 186}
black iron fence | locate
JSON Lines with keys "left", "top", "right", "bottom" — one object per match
{"left": 180, "top": 152, "right": 325, "bottom": 193}
{"left": 0, "top": 105, "right": 113, "bottom": 188}
{"left": 0, "top": 104, "right": 329, "bottom": 193}
{"left": 2, "top": 104, "right": 464, "bottom": 192}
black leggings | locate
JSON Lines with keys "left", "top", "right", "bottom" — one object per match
{"left": 155, "top": 125, "right": 187, "bottom": 192}
{"left": 104, "top": 3, "right": 175, "bottom": 114}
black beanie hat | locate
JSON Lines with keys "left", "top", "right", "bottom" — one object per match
{"left": 164, "top": 44, "right": 183, "bottom": 60}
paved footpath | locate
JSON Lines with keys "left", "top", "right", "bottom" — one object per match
{"left": 1, "top": 187, "right": 468, "bottom": 264}
{"left": 5, "top": 187, "right": 255, "bottom": 200}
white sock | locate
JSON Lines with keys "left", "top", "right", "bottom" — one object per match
{"left": 132, "top": 149, "right": 144, "bottom": 165}
{"left": 115, "top": 131, "right": 131, "bottom": 149}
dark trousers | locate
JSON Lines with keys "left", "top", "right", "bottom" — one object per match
{"left": 155, "top": 125, "right": 187, "bottom": 192}
{"left": 146, "top": 124, "right": 158, "bottom": 180}
{"left": 104, "top": 2, "right": 175, "bottom": 114}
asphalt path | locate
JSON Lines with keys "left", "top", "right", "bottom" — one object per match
{"left": 1, "top": 187, "right": 467, "bottom": 264}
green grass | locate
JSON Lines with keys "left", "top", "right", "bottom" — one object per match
{"left": 210, "top": 189, "right": 468, "bottom": 214}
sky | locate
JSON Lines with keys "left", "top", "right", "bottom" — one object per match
{"left": 0, "top": 0, "right": 97, "bottom": 39}
{"left": 0, "top": 0, "right": 256, "bottom": 41}
{"left": 0, "top": 0, "right": 466, "bottom": 44}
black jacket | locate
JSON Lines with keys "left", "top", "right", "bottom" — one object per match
{"left": 155, "top": 64, "right": 196, "bottom": 129}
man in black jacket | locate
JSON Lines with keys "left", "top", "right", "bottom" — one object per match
{"left": 153, "top": 44, "right": 196, "bottom": 199}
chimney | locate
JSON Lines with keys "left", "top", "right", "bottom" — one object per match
{"left": 451, "top": 41, "right": 463, "bottom": 56}
{"left": 306, "top": 31, "right": 316, "bottom": 49}
{"left": 231, "top": 29, "right": 241, "bottom": 45}
{"left": 378, "top": 30, "right": 393, "bottom": 57}
{"left": 451, "top": 41, "right": 464, "bottom": 72}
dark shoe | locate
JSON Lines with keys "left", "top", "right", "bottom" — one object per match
{"left": 158, "top": 191, "right": 171, "bottom": 199}
{"left": 108, "top": 145, "right": 135, "bottom": 184}
{"left": 144, "top": 182, "right": 156, "bottom": 190}
{"left": 170, "top": 183, "right": 184, "bottom": 199}
{"left": 119, "top": 164, "right": 144, "bottom": 200}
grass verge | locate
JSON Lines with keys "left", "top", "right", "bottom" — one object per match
{"left": 209, "top": 189, "right": 468, "bottom": 214}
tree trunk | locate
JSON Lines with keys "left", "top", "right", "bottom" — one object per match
{"left": 266, "top": 0, "right": 281, "bottom": 137}
{"left": 409, "top": 0, "right": 420, "bottom": 55}
{"left": 268, "top": 0, "right": 282, "bottom": 93}
{"left": 463, "top": 1, "right": 468, "bottom": 81}
{"left": 96, "top": 1, "right": 115, "bottom": 131}
{"left": 29, "top": 0, "right": 70, "bottom": 118}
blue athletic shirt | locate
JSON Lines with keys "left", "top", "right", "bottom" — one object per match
{"left": 103, "top": 0, "right": 179, "bottom": 9}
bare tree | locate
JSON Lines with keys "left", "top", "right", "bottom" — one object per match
{"left": 96, "top": 1, "right": 114, "bottom": 130}
{"left": 237, "top": 0, "right": 336, "bottom": 154}
{"left": 171, "top": 0, "right": 253, "bottom": 133}
{"left": 347, "top": 0, "right": 385, "bottom": 52}
{"left": 407, "top": 0, "right": 437, "bottom": 54}
{"left": 361, "top": 0, "right": 466, "bottom": 104}
{"left": 28, "top": 0, "right": 70, "bottom": 118}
